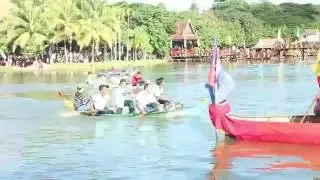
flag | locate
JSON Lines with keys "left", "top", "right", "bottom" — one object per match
{"left": 206, "top": 38, "right": 235, "bottom": 104}
{"left": 312, "top": 51, "right": 320, "bottom": 87}
{"left": 277, "top": 28, "right": 281, "bottom": 41}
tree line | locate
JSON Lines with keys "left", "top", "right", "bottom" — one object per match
{"left": 0, "top": 0, "right": 319, "bottom": 63}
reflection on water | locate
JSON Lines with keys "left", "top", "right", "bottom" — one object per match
{"left": 184, "top": 63, "right": 189, "bottom": 83}
{"left": 0, "top": 63, "right": 319, "bottom": 179}
{"left": 278, "top": 63, "right": 284, "bottom": 85}
{"left": 212, "top": 140, "right": 320, "bottom": 179}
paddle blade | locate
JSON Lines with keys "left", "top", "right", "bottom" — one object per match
{"left": 57, "top": 90, "right": 64, "bottom": 97}
{"left": 201, "top": 98, "right": 208, "bottom": 104}
{"left": 64, "top": 100, "right": 74, "bottom": 111}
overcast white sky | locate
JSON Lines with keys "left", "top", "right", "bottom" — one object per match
{"left": 107, "top": 0, "right": 320, "bottom": 11}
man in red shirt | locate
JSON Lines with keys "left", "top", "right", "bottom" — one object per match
{"left": 131, "top": 71, "right": 143, "bottom": 87}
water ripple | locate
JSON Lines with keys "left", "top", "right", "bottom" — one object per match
{"left": 0, "top": 63, "right": 319, "bottom": 179}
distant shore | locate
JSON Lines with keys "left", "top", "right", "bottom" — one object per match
{"left": 0, "top": 60, "right": 169, "bottom": 73}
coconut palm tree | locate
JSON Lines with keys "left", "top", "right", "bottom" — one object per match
{"left": 113, "top": 7, "right": 125, "bottom": 61}
{"left": 0, "top": 19, "right": 8, "bottom": 56}
{"left": 0, "top": 34, "right": 8, "bottom": 60}
{"left": 124, "top": 8, "right": 132, "bottom": 61}
{"left": 7, "top": 0, "right": 49, "bottom": 57}
{"left": 75, "top": 0, "right": 119, "bottom": 65}
{"left": 46, "top": 0, "right": 79, "bottom": 63}
{"left": 132, "top": 27, "right": 151, "bottom": 60}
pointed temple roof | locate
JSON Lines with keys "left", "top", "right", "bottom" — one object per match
{"left": 171, "top": 19, "right": 199, "bottom": 40}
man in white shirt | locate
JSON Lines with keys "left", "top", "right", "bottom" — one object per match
{"left": 92, "top": 84, "right": 114, "bottom": 114}
{"left": 112, "top": 79, "right": 135, "bottom": 114}
{"left": 136, "top": 82, "right": 161, "bottom": 115}
{"left": 152, "top": 77, "right": 170, "bottom": 106}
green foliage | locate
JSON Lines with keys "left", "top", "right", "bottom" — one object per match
{"left": 8, "top": 0, "right": 48, "bottom": 54}
{"left": 75, "top": 0, "right": 117, "bottom": 48}
{"left": 46, "top": 0, "right": 78, "bottom": 43}
{"left": 0, "top": 20, "right": 8, "bottom": 53}
{"left": 127, "top": 3, "right": 171, "bottom": 57}
{"left": 132, "top": 27, "right": 151, "bottom": 51}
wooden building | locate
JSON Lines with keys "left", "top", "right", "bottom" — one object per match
{"left": 249, "top": 38, "right": 284, "bottom": 60}
{"left": 170, "top": 20, "right": 201, "bottom": 60}
{"left": 301, "top": 29, "right": 320, "bottom": 44}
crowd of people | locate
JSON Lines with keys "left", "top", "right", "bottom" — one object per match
{"left": 72, "top": 68, "right": 182, "bottom": 116}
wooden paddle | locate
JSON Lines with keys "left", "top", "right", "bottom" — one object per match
{"left": 57, "top": 90, "right": 64, "bottom": 98}
{"left": 300, "top": 96, "right": 317, "bottom": 123}
{"left": 57, "top": 90, "right": 74, "bottom": 110}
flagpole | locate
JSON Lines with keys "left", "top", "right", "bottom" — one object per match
{"left": 214, "top": 37, "right": 218, "bottom": 104}
{"left": 206, "top": 37, "right": 219, "bottom": 105}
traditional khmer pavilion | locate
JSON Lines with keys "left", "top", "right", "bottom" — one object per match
{"left": 170, "top": 20, "right": 200, "bottom": 58}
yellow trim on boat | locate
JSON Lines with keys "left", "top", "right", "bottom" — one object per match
{"left": 64, "top": 99, "right": 74, "bottom": 111}
{"left": 312, "top": 51, "right": 320, "bottom": 75}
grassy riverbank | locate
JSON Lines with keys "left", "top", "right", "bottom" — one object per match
{"left": 0, "top": 59, "right": 169, "bottom": 73}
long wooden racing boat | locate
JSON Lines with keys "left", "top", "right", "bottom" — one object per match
{"left": 80, "top": 105, "right": 195, "bottom": 117}
{"left": 209, "top": 103, "right": 320, "bottom": 145}
{"left": 64, "top": 99, "right": 195, "bottom": 118}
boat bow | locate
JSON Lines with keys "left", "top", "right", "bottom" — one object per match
{"left": 209, "top": 103, "right": 320, "bottom": 145}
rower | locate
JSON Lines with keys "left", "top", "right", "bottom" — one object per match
{"left": 135, "top": 81, "right": 161, "bottom": 115}
{"left": 92, "top": 84, "right": 114, "bottom": 114}
{"left": 152, "top": 77, "right": 170, "bottom": 107}
{"left": 131, "top": 71, "right": 144, "bottom": 87}
{"left": 112, "top": 79, "right": 136, "bottom": 114}
{"left": 73, "top": 83, "right": 93, "bottom": 111}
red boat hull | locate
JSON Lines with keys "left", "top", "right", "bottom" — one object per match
{"left": 209, "top": 103, "right": 320, "bottom": 145}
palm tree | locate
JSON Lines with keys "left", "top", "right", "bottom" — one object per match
{"left": 75, "top": 0, "right": 119, "bottom": 65}
{"left": 7, "top": 0, "right": 49, "bottom": 57}
{"left": 125, "top": 8, "right": 132, "bottom": 61}
{"left": 0, "top": 19, "right": 8, "bottom": 57}
{"left": 0, "top": 34, "right": 8, "bottom": 60}
{"left": 114, "top": 7, "right": 125, "bottom": 61}
{"left": 132, "top": 27, "right": 150, "bottom": 60}
{"left": 46, "top": 0, "right": 79, "bottom": 63}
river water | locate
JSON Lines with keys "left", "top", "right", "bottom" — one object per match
{"left": 0, "top": 63, "right": 320, "bottom": 179}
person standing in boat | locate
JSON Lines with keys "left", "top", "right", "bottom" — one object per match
{"left": 135, "top": 81, "right": 161, "bottom": 115}
{"left": 112, "top": 79, "right": 136, "bottom": 114}
{"left": 314, "top": 96, "right": 320, "bottom": 116}
{"left": 73, "top": 83, "right": 93, "bottom": 111}
{"left": 92, "top": 84, "right": 114, "bottom": 114}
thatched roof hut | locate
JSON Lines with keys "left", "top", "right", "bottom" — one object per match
{"left": 252, "top": 38, "right": 284, "bottom": 49}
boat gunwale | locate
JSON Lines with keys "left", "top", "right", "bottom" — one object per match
{"left": 227, "top": 113, "right": 320, "bottom": 123}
